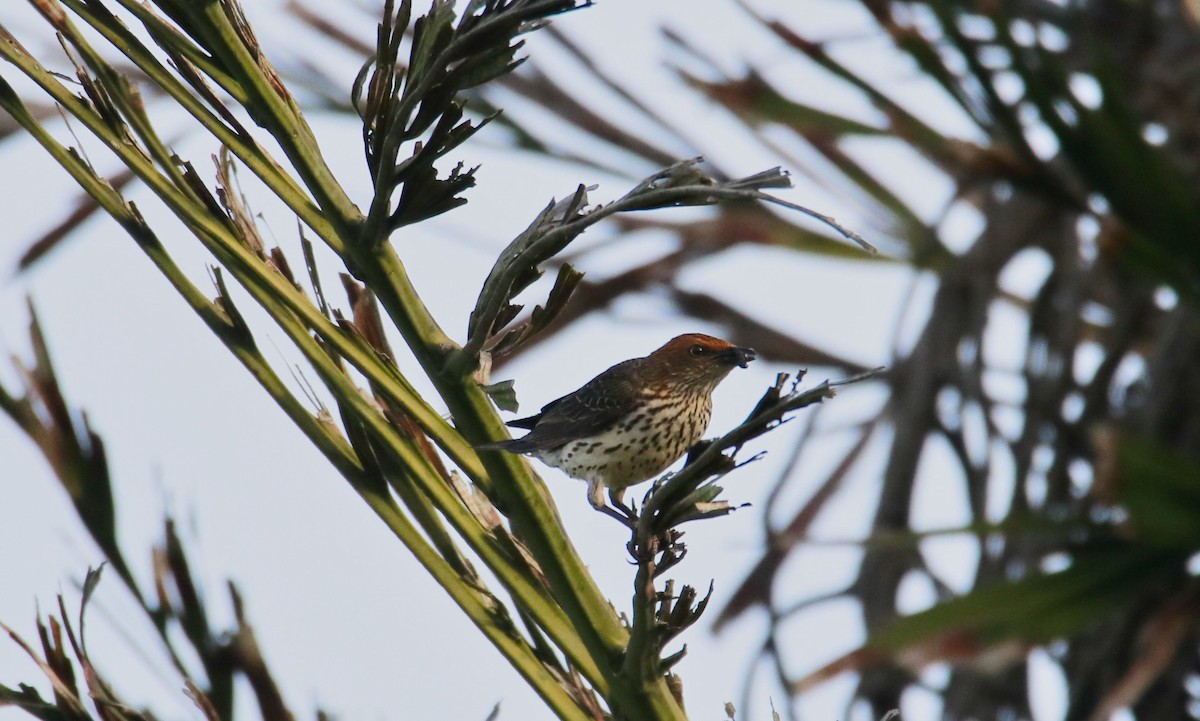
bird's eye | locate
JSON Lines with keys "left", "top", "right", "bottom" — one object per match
{"left": 689, "top": 345, "right": 706, "bottom": 356}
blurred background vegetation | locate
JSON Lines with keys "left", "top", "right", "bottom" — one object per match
{"left": 5, "top": 1, "right": 1200, "bottom": 720}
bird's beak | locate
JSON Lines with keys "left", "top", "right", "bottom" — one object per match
{"left": 720, "top": 346, "right": 757, "bottom": 368}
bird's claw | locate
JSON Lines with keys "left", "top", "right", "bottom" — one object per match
{"left": 596, "top": 489, "right": 639, "bottom": 529}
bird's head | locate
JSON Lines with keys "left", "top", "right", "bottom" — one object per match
{"left": 644, "top": 333, "right": 757, "bottom": 389}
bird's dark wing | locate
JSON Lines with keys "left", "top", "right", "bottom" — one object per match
{"left": 487, "top": 359, "right": 643, "bottom": 453}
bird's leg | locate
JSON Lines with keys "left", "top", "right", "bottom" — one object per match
{"left": 587, "top": 480, "right": 606, "bottom": 511}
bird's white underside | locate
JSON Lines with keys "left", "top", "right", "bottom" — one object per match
{"left": 531, "top": 396, "right": 714, "bottom": 508}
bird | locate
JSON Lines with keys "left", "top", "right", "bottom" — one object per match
{"left": 481, "top": 333, "right": 756, "bottom": 517}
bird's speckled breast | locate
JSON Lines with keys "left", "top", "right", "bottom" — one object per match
{"left": 534, "top": 393, "right": 713, "bottom": 490}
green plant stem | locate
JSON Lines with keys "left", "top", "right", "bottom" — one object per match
{"left": 60, "top": 0, "right": 344, "bottom": 253}
{"left": 193, "top": 1, "right": 364, "bottom": 232}
{"left": 622, "top": 559, "right": 659, "bottom": 683}
{"left": 110, "top": 0, "right": 249, "bottom": 104}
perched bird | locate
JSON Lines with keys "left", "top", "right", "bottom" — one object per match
{"left": 482, "top": 333, "right": 755, "bottom": 514}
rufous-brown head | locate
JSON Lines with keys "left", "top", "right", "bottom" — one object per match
{"left": 642, "top": 333, "right": 756, "bottom": 389}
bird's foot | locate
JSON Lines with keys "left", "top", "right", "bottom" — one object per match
{"left": 597, "top": 504, "right": 638, "bottom": 529}
{"left": 586, "top": 484, "right": 640, "bottom": 528}
{"left": 586, "top": 489, "right": 637, "bottom": 528}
